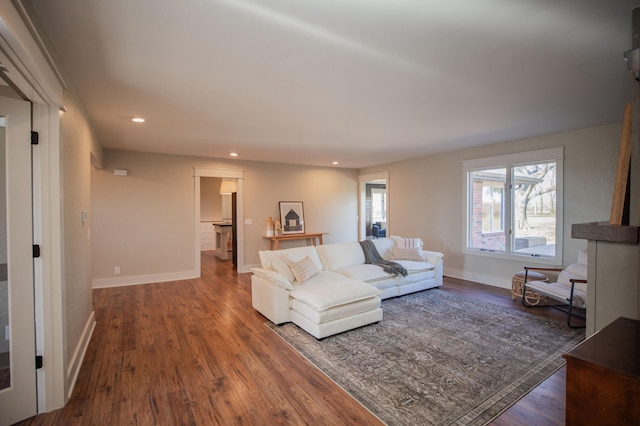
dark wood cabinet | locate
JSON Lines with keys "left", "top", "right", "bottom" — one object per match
{"left": 563, "top": 317, "right": 640, "bottom": 425}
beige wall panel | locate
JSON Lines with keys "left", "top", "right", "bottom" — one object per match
{"left": 362, "top": 123, "right": 621, "bottom": 288}
{"left": 60, "top": 88, "right": 101, "bottom": 391}
{"left": 93, "top": 123, "right": 618, "bottom": 289}
{"left": 92, "top": 152, "right": 359, "bottom": 280}
{"left": 589, "top": 241, "right": 640, "bottom": 335}
{"left": 200, "top": 177, "right": 222, "bottom": 221}
{"left": 92, "top": 151, "right": 197, "bottom": 279}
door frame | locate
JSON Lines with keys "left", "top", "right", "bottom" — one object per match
{"left": 0, "top": 4, "right": 70, "bottom": 415}
{"left": 0, "top": 95, "right": 37, "bottom": 425}
{"left": 31, "top": 104, "right": 65, "bottom": 411}
{"left": 359, "top": 172, "right": 390, "bottom": 241}
{"left": 193, "top": 168, "right": 245, "bottom": 274}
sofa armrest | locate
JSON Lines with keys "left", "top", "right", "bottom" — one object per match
{"left": 421, "top": 250, "right": 443, "bottom": 266}
{"left": 251, "top": 274, "right": 292, "bottom": 325}
{"left": 251, "top": 267, "right": 293, "bottom": 290}
{"left": 421, "top": 250, "right": 444, "bottom": 287}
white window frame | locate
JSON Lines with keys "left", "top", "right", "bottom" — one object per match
{"left": 463, "top": 147, "right": 564, "bottom": 266}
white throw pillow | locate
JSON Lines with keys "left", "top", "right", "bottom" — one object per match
{"left": 565, "top": 263, "right": 587, "bottom": 279}
{"left": 392, "top": 246, "right": 424, "bottom": 261}
{"left": 391, "top": 236, "right": 423, "bottom": 248}
{"left": 577, "top": 248, "right": 588, "bottom": 266}
{"left": 558, "top": 268, "right": 586, "bottom": 286}
{"left": 270, "top": 256, "right": 295, "bottom": 282}
{"left": 283, "top": 255, "right": 320, "bottom": 283}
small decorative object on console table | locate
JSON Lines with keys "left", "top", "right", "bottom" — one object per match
{"left": 262, "top": 232, "right": 327, "bottom": 250}
{"left": 265, "top": 216, "right": 274, "bottom": 237}
{"left": 511, "top": 270, "right": 549, "bottom": 305}
{"left": 279, "top": 201, "right": 305, "bottom": 234}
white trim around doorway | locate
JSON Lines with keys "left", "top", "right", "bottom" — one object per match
{"left": 193, "top": 168, "right": 246, "bottom": 274}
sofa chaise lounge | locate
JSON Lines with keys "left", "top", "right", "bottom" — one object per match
{"left": 251, "top": 237, "right": 443, "bottom": 339}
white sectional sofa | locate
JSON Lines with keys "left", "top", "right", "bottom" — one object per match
{"left": 251, "top": 237, "right": 443, "bottom": 339}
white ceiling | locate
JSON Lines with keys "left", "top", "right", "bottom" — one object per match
{"left": 26, "top": 0, "right": 640, "bottom": 168}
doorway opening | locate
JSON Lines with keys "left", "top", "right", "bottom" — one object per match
{"left": 359, "top": 172, "right": 389, "bottom": 240}
{"left": 193, "top": 168, "right": 244, "bottom": 275}
{"left": 200, "top": 177, "right": 235, "bottom": 264}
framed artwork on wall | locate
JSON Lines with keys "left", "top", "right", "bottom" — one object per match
{"left": 279, "top": 201, "right": 305, "bottom": 234}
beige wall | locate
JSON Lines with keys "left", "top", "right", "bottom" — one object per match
{"left": 60, "top": 88, "right": 103, "bottom": 392}
{"left": 92, "top": 151, "right": 359, "bottom": 283}
{"left": 362, "top": 123, "right": 620, "bottom": 288}
{"left": 92, "top": 123, "right": 619, "bottom": 289}
{"left": 200, "top": 177, "right": 223, "bottom": 221}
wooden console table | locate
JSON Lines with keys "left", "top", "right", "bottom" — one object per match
{"left": 563, "top": 317, "right": 640, "bottom": 425}
{"left": 263, "top": 232, "right": 327, "bottom": 250}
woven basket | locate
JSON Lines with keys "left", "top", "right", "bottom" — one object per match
{"left": 511, "top": 271, "right": 549, "bottom": 306}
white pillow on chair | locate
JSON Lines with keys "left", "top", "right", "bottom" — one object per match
{"left": 577, "top": 248, "right": 588, "bottom": 266}
{"left": 565, "top": 263, "right": 587, "bottom": 279}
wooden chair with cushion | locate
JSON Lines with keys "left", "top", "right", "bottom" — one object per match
{"left": 522, "top": 249, "right": 587, "bottom": 328}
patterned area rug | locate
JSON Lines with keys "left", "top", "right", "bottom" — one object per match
{"left": 267, "top": 289, "right": 585, "bottom": 426}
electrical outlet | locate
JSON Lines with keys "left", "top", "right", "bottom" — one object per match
{"left": 5, "top": 325, "right": 9, "bottom": 341}
{"left": 114, "top": 266, "right": 120, "bottom": 275}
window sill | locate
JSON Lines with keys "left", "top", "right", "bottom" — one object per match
{"left": 464, "top": 248, "right": 562, "bottom": 266}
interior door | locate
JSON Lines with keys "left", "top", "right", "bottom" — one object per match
{"left": 0, "top": 96, "right": 37, "bottom": 425}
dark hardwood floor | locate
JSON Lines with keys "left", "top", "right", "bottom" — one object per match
{"left": 17, "top": 252, "right": 582, "bottom": 425}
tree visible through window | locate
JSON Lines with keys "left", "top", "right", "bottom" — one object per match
{"left": 512, "top": 162, "right": 556, "bottom": 256}
{"left": 464, "top": 148, "right": 563, "bottom": 262}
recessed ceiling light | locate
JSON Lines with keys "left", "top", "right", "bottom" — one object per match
{"left": 230, "top": 152, "right": 239, "bottom": 157}
{"left": 131, "top": 117, "right": 145, "bottom": 123}
{"left": 332, "top": 161, "right": 339, "bottom": 165}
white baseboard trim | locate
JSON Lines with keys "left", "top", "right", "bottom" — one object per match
{"left": 444, "top": 267, "right": 511, "bottom": 290}
{"left": 92, "top": 270, "right": 198, "bottom": 288}
{"left": 66, "top": 311, "right": 95, "bottom": 400}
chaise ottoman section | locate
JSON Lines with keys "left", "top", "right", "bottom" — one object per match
{"left": 289, "top": 278, "right": 382, "bottom": 339}
{"left": 292, "top": 309, "right": 383, "bottom": 340}
{"left": 291, "top": 297, "right": 381, "bottom": 324}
